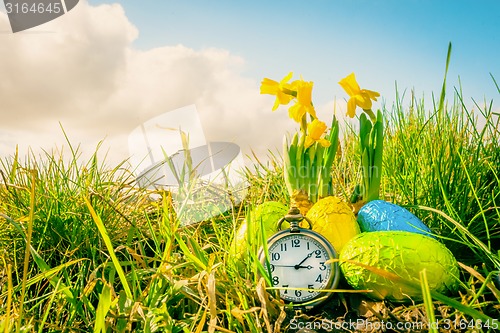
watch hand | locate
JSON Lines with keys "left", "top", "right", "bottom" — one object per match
{"left": 273, "top": 264, "right": 313, "bottom": 270}
{"left": 294, "top": 251, "right": 315, "bottom": 268}
{"left": 297, "top": 265, "right": 313, "bottom": 270}
{"left": 272, "top": 264, "right": 297, "bottom": 268}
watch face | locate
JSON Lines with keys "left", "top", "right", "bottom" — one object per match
{"left": 262, "top": 231, "right": 338, "bottom": 305}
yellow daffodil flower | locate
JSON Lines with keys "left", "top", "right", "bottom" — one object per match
{"left": 288, "top": 80, "right": 317, "bottom": 123}
{"left": 305, "top": 119, "right": 331, "bottom": 148}
{"left": 339, "top": 73, "right": 380, "bottom": 118}
{"left": 260, "top": 72, "right": 295, "bottom": 110}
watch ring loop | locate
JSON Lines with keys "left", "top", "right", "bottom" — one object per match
{"left": 276, "top": 215, "right": 313, "bottom": 231}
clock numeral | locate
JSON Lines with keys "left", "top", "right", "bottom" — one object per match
{"left": 291, "top": 239, "right": 301, "bottom": 248}
{"left": 280, "top": 243, "right": 287, "bottom": 251}
{"left": 271, "top": 252, "right": 281, "bottom": 261}
{"left": 308, "top": 284, "right": 314, "bottom": 293}
{"left": 314, "top": 250, "right": 322, "bottom": 258}
{"left": 319, "top": 262, "right": 327, "bottom": 271}
{"left": 294, "top": 290, "right": 302, "bottom": 297}
{"left": 315, "top": 274, "right": 323, "bottom": 283}
{"left": 306, "top": 242, "right": 310, "bottom": 250}
{"left": 282, "top": 285, "right": 289, "bottom": 294}
{"left": 272, "top": 276, "right": 279, "bottom": 286}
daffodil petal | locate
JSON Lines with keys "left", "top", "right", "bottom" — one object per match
{"left": 346, "top": 98, "right": 357, "bottom": 118}
{"left": 305, "top": 119, "right": 330, "bottom": 148}
{"left": 355, "top": 94, "right": 373, "bottom": 110}
{"left": 363, "top": 89, "right": 380, "bottom": 100}
{"left": 272, "top": 99, "right": 280, "bottom": 111}
{"left": 280, "top": 72, "right": 294, "bottom": 85}
{"left": 277, "top": 91, "right": 293, "bottom": 105}
{"left": 260, "top": 78, "right": 279, "bottom": 95}
{"left": 288, "top": 103, "right": 305, "bottom": 123}
{"left": 304, "top": 136, "right": 315, "bottom": 148}
{"left": 339, "top": 73, "right": 361, "bottom": 97}
{"left": 319, "top": 138, "right": 331, "bottom": 147}
{"left": 307, "top": 119, "right": 327, "bottom": 140}
{"left": 296, "top": 81, "right": 314, "bottom": 106}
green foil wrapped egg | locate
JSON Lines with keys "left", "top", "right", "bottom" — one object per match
{"left": 340, "top": 231, "right": 459, "bottom": 301}
{"left": 231, "top": 201, "right": 287, "bottom": 258}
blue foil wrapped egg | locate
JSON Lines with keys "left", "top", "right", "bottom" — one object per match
{"left": 357, "top": 200, "right": 434, "bottom": 237}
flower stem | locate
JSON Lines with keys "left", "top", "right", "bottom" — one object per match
{"left": 300, "top": 115, "right": 308, "bottom": 134}
{"left": 363, "top": 109, "right": 377, "bottom": 123}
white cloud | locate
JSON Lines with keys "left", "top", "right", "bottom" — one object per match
{"left": 0, "top": 2, "right": 298, "bottom": 168}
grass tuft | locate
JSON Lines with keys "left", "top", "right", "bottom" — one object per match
{"left": 1, "top": 77, "right": 499, "bottom": 332}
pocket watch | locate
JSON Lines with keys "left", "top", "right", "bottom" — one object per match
{"left": 258, "top": 207, "right": 340, "bottom": 309}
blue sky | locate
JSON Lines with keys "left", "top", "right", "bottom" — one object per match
{"left": 88, "top": 0, "right": 500, "bottom": 106}
{"left": 1, "top": 1, "right": 499, "bottom": 165}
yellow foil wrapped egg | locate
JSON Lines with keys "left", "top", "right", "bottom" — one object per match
{"left": 306, "top": 196, "right": 360, "bottom": 253}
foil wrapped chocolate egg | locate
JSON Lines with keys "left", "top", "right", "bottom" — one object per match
{"left": 306, "top": 196, "right": 361, "bottom": 253}
{"left": 340, "top": 231, "right": 459, "bottom": 302}
{"left": 358, "top": 200, "right": 433, "bottom": 237}
{"left": 230, "top": 201, "right": 288, "bottom": 258}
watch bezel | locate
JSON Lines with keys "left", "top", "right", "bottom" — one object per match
{"left": 258, "top": 228, "right": 340, "bottom": 309}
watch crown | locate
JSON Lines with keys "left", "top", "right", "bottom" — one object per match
{"left": 286, "top": 207, "right": 303, "bottom": 232}
{"left": 287, "top": 206, "right": 301, "bottom": 216}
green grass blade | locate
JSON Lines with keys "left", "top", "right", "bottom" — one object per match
{"left": 93, "top": 283, "right": 112, "bottom": 333}
{"left": 414, "top": 205, "right": 500, "bottom": 268}
{"left": 174, "top": 232, "right": 207, "bottom": 271}
{"left": 17, "top": 170, "right": 36, "bottom": 332}
{"left": 420, "top": 269, "right": 437, "bottom": 333}
{"left": 8, "top": 146, "right": 18, "bottom": 184}
{"left": 2, "top": 213, "right": 84, "bottom": 305}
{"left": 490, "top": 73, "right": 499, "bottom": 93}
{"left": 437, "top": 42, "right": 452, "bottom": 113}
{"left": 84, "top": 196, "right": 133, "bottom": 299}
{"left": 38, "top": 278, "right": 61, "bottom": 333}
{"left": 283, "top": 135, "right": 293, "bottom": 195}
{"left": 4, "top": 264, "right": 13, "bottom": 333}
